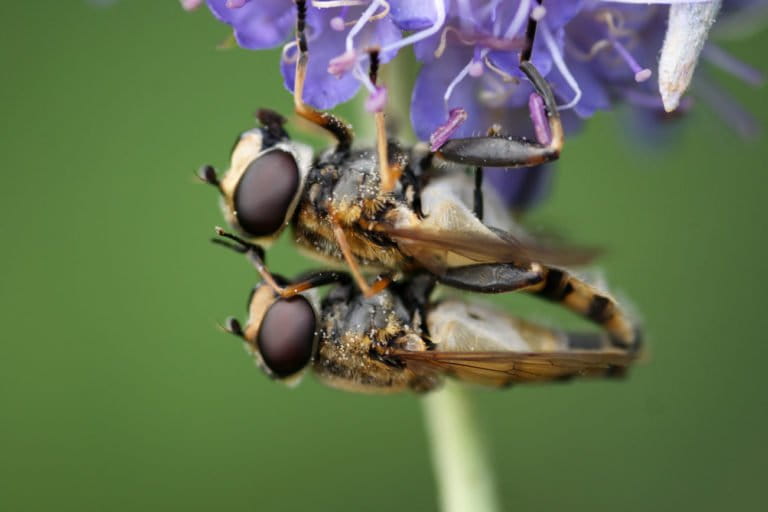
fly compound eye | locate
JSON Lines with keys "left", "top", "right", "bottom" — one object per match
{"left": 234, "top": 150, "right": 300, "bottom": 237}
{"left": 257, "top": 296, "right": 317, "bottom": 378}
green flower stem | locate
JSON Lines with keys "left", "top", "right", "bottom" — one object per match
{"left": 423, "top": 381, "right": 500, "bottom": 512}
{"left": 355, "top": 55, "right": 499, "bottom": 512}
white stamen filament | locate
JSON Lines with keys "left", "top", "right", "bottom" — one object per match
{"left": 312, "top": 0, "right": 365, "bottom": 8}
{"left": 503, "top": 0, "right": 531, "bottom": 40}
{"left": 444, "top": 48, "right": 490, "bottom": 104}
{"left": 281, "top": 41, "right": 299, "bottom": 64}
{"left": 456, "top": 0, "right": 472, "bottom": 33}
{"left": 338, "top": 0, "right": 385, "bottom": 95}
{"left": 490, "top": 0, "right": 504, "bottom": 37}
{"left": 353, "top": 62, "right": 378, "bottom": 94}
{"left": 344, "top": 0, "right": 390, "bottom": 27}
{"left": 345, "top": 0, "right": 384, "bottom": 54}
{"left": 540, "top": 21, "right": 581, "bottom": 111}
{"left": 483, "top": 55, "right": 515, "bottom": 82}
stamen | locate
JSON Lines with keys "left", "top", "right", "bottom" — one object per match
{"left": 343, "top": 0, "right": 391, "bottom": 27}
{"left": 434, "top": 26, "right": 524, "bottom": 60}
{"left": 444, "top": 48, "right": 490, "bottom": 104}
{"left": 365, "top": 86, "right": 388, "bottom": 112}
{"left": 456, "top": 0, "right": 472, "bottom": 33}
{"left": 180, "top": 0, "right": 203, "bottom": 11}
{"left": 330, "top": 17, "right": 346, "bottom": 31}
{"left": 468, "top": 60, "right": 484, "bottom": 78}
{"left": 596, "top": 10, "right": 633, "bottom": 39}
{"left": 378, "top": 0, "right": 446, "bottom": 58}
{"left": 490, "top": 0, "right": 503, "bottom": 36}
{"left": 444, "top": 61, "right": 473, "bottom": 104}
{"left": 434, "top": 26, "right": 479, "bottom": 59}
{"left": 345, "top": 0, "right": 383, "bottom": 53}
{"left": 328, "top": 50, "right": 357, "bottom": 76}
{"left": 530, "top": 5, "right": 546, "bottom": 21}
{"left": 353, "top": 63, "right": 378, "bottom": 94}
{"left": 328, "top": 1, "right": 383, "bottom": 79}
{"left": 702, "top": 43, "right": 765, "bottom": 87}
{"left": 528, "top": 93, "right": 551, "bottom": 145}
{"left": 610, "top": 39, "right": 652, "bottom": 82}
{"left": 281, "top": 41, "right": 300, "bottom": 64}
{"left": 330, "top": 6, "right": 349, "bottom": 31}
{"left": 540, "top": 21, "right": 581, "bottom": 110}
{"left": 483, "top": 55, "right": 515, "bottom": 82}
{"left": 468, "top": 47, "right": 483, "bottom": 77}
{"left": 565, "top": 38, "right": 612, "bottom": 62}
{"left": 430, "top": 108, "right": 468, "bottom": 151}
{"left": 312, "top": 0, "right": 365, "bottom": 8}
{"left": 503, "top": 0, "right": 531, "bottom": 39}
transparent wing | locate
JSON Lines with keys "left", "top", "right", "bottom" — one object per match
{"left": 382, "top": 191, "right": 596, "bottom": 271}
{"left": 387, "top": 349, "right": 634, "bottom": 388}
{"left": 382, "top": 223, "right": 598, "bottom": 269}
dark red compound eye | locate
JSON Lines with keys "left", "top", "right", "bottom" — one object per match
{"left": 257, "top": 296, "right": 317, "bottom": 378}
{"left": 233, "top": 150, "right": 300, "bottom": 237}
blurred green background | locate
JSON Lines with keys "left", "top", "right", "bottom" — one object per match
{"left": 2, "top": 2, "right": 767, "bottom": 511}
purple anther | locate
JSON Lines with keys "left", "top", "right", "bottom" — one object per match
{"left": 365, "top": 86, "right": 388, "bottom": 113}
{"left": 468, "top": 46, "right": 484, "bottom": 77}
{"left": 328, "top": 50, "right": 357, "bottom": 78}
{"left": 528, "top": 93, "right": 551, "bottom": 146}
{"left": 429, "top": 107, "right": 468, "bottom": 151}
{"left": 611, "top": 39, "right": 652, "bottom": 83}
{"left": 330, "top": 16, "right": 346, "bottom": 31}
{"left": 180, "top": 0, "right": 203, "bottom": 11}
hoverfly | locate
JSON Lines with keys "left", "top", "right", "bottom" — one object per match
{"left": 214, "top": 229, "right": 641, "bottom": 391}
{"left": 199, "top": 2, "right": 637, "bottom": 347}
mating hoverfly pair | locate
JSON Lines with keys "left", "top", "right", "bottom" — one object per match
{"left": 200, "top": 0, "right": 642, "bottom": 392}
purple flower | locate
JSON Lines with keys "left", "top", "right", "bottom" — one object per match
{"left": 410, "top": 0, "right": 581, "bottom": 141}
{"left": 191, "top": 0, "right": 765, "bottom": 209}
{"left": 545, "top": 3, "right": 665, "bottom": 119}
{"left": 555, "top": 0, "right": 763, "bottom": 137}
{"left": 403, "top": 1, "right": 583, "bottom": 210}
{"left": 206, "top": 0, "right": 401, "bottom": 109}
{"left": 207, "top": 0, "right": 295, "bottom": 50}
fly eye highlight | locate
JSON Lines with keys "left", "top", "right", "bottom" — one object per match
{"left": 257, "top": 295, "right": 317, "bottom": 378}
{"left": 234, "top": 150, "right": 300, "bottom": 238}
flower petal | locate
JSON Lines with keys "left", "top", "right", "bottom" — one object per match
{"left": 389, "top": 0, "right": 438, "bottom": 30}
{"left": 206, "top": 0, "right": 294, "bottom": 50}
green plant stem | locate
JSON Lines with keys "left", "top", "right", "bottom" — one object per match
{"left": 356, "top": 55, "right": 499, "bottom": 512}
{"left": 423, "top": 382, "right": 500, "bottom": 512}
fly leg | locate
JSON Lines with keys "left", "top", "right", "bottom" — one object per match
{"left": 436, "top": 262, "right": 544, "bottom": 294}
{"left": 470, "top": 125, "right": 501, "bottom": 221}
{"left": 473, "top": 166, "right": 484, "bottom": 221}
{"left": 365, "top": 48, "right": 407, "bottom": 193}
{"left": 293, "top": 0, "right": 353, "bottom": 153}
{"left": 214, "top": 227, "right": 349, "bottom": 298}
{"left": 433, "top": 2, "right": 563, "bottom": 168}
{"left": 329, "top": 216, "right": 392, "bottom": 298}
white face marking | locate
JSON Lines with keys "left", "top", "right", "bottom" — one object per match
{"left": 218, "top": 129, "right": 315, "bottom": 245}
